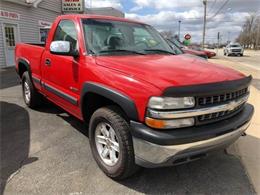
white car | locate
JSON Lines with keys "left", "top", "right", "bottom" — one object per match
{"left": 224, "top": 43, "right": 244, "bottom": 56}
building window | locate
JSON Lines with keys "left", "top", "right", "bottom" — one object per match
{"left": 5, "top": 26, "right": 15, "bottom": 47}
{"left": 39, "top": 28, "right": 49, "bottom": 44}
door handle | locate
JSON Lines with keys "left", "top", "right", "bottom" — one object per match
{"left": 45, "top": 59, "right": 51, "bottom": 66}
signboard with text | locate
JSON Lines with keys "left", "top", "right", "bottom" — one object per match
{"left": 62, "top": 0, "right": 84, "bottom": 13}
{"left": 38, "top": 20, "right": 52, "bottom": 28}
{"left": 0, "top": 10, "right": 20, "bottom": 20}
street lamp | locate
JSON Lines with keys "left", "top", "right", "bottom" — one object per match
{"left": 178, "top": 20, "right": 181, "bottom": 41}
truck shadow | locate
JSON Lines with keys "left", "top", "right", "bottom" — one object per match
{"left": 0, "top": 101, "right": 38, "bottom": 195}
{"left": 33, "top": 102, "right": 255, "bottom": 194}
{"left": 6, "top": 99, "right": 254, "bottom": 194}
{"left": 118, "top": 150, "right": 255, "bottom": 194}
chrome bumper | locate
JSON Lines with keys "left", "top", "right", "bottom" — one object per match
{"left": 133, "top": 121, "right": 250, "bottom": 168}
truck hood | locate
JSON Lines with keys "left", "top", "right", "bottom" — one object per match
{"left": 95, "top": 54, "right": 245, "bottom": 90}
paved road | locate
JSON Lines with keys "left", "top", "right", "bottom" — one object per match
{"left": 0, "top": 69, "right": 255, "bottom": 194}
{"left": 212, "top": 49, "right": 260, "bottom": 71}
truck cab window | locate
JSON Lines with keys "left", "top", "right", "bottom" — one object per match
{"left": 53, "top": 20, "right": 78, "bottom": 51}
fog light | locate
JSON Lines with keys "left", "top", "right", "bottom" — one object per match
{"left": 145, "top": 117, "right": 195, "bottom": 129}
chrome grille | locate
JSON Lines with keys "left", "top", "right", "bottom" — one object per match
{"left": 231, "top": 49, "right": 241, "bottom": 52}
{"left": 197, "top": 103, "right": 244, "bottom": 122}
{"left": 198, "top": 88, "right": 248, "bottom": 106}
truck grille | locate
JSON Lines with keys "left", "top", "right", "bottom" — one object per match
{"left": 197, "top": 103, "right": 244, "bottom": 123}
{"left": 196, "top": 87, "right": 248, "bottom": 125}
{"left": 231, "top": 49, "right": 241, "bottom": 52}
{"left": 197, "top": 88, "right": 248, "bottom": 106}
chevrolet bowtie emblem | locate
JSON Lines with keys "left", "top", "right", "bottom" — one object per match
{"left": 228, "top": 100, "right": 238, "bottom": 111}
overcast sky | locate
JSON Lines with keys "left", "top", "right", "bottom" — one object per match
{"left": 85, "top": 0, "right": 260, "bottom": 44}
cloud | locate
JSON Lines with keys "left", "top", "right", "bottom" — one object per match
{"left": 126, "top": 10, "right": 251, "bottom": 43}
{"left": 132, "top": 0, "right": 201, "bottom": 10}
{"left": 85, "top": 0, "right": 123, "bottom": 10}
{"left": 84, "top": 0, "right": 260, "bottom": 43}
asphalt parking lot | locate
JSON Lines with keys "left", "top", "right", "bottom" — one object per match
{"left": 0, "top": 58, "right": 258, "bottom": 194}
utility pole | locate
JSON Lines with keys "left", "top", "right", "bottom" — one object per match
{"left": 217, "top": 32, "right": 220, "bottom": 55}
{"left": 202, "top": 0, "right": 207, "bottom": 49}
{"left": 178, "top": 20, "right": 181, "bottom": 41}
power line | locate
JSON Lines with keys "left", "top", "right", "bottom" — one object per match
{"left": 207, "top": 0, "right": 217, "bottom": 14}
{"left": 202, "top": 0, "right": 207, "bottom": 48}
{"left": 208, "top": 0, "right": 230, "bottom": 19}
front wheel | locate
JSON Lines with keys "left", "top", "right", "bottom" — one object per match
{"left": 89, "top": 106, "right": 139, "bottom": 180}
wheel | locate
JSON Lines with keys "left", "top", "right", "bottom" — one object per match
{"left": 22, "top": 72, "right": 41, "bottom": 108}
{"left": 89, "top": 106, "right": 139, "bottom": 180}
{"left": 240, "top": 53, "right": 243, "bottom": 56}
{"left": 224, "top": 52, "right": 226, "bottom": 56}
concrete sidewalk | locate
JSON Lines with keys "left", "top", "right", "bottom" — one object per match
{"left": 209, "top": 57, "right": 260, "bottom": 194}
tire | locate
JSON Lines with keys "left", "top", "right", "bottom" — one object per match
{"left": 22, "top": 71, "right": 41, "bottom": 108}
{"left": 240, "top": 53, "right": 243, "bottom": 56}
{"left": 89, "top": 106, "right": 139, "bottom": 180}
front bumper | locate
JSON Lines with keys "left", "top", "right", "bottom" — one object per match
{"left": 130, "top": 104, "right": 254, "bottom": 168}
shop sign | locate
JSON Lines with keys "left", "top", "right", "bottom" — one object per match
{"left": 62, "top": 0, "right": 84, "bottom": 13}
{"left": 38, "top": 20, "right": 52, "bottom": 28}
{"left": 0, "top": 10, "right": 20, "bottom": 20}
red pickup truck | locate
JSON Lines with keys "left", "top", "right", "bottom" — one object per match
{"left": 15, "top": 14, "right": 254, "bottom": 179}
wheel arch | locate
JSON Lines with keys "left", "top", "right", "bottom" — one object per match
{"left": 17, "top": 58, "right": 31, "bottom": 79}
{"left": 80, "top": 82, "right": 139, "bottom": 123}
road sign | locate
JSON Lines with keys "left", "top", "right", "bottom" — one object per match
{"left": 184, "top": 34, "right": 191, "bottom": 40}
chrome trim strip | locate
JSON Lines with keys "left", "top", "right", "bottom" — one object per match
{"left": 32, "top": 76, "right": 41, "bottom": 84}
{"left": 43, "top": 83, "right": 78, "bottom": 106}
{"left": 147, "top": 94, "right": 249, "bottom": 119}
{"left": 133, "top": 121, "right": 250, "bottom": 166}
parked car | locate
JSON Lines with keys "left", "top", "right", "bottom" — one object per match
{"left": 168, "top": 39, "right": 208, "bottom": 59}
{"left": 15, "top": 14, "right": 254, "bottom": 179}
{"left": 190, "top": 46, "right": 216, "bottom": 58}
{"left": 224, "top": 43, "right": 244, "bottom": 56}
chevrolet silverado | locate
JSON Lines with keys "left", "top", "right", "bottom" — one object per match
{"left": 15, "top": 14, "right": 254, "bottom": 179}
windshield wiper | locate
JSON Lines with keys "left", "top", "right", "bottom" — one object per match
{"left": 144, "top": 49, "right": 175, "bottom": 55}
{"left": 98, "top": 49, "right": 145, "bottom": 55}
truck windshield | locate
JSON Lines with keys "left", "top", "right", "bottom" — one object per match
{"left": 230, "top": 44, "right": 241, "bottom": 47}
{"left": 82, "top": 19, "right": 174, "bottom": 55}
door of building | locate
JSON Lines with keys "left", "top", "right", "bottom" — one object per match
{"left": 3, "top": 23, "right": 18, "bottom": 66}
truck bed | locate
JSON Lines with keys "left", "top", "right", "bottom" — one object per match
{"left": 15, "top": 43, "right": 45, "bottom": 77}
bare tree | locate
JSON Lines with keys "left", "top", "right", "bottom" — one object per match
{"left": 160, "top": 30, "right": 175, "bottom": 40}
{"left": 237, "top": 13, "right": 260, "bottom": 50}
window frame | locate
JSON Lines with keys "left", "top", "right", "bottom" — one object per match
{"left": 52, "top": 19, "right": 79, "bottom": 52}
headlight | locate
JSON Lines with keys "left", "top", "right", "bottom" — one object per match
{"left": 148, "top": 96, "right": 195, "bottom": 110}
{"left": 145, "top": 117, "right": 195, "bottom": 129}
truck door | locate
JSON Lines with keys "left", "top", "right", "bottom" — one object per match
{"left": 41, "top": 20, "right": 81, "bottom": 117}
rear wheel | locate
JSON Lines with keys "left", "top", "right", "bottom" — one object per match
{"left": 89, "top": 106, "right": 139, "bottom": 180}
{"left": 22, "top": 72, "right": 41, "bottom": 108}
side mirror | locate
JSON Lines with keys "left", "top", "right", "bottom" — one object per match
{"left": 50, "top": 41, "right": 79, "bottom": 58}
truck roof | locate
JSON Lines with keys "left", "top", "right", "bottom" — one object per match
{"left": 56, "top": 14, "right": 144, "bottom": 25}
